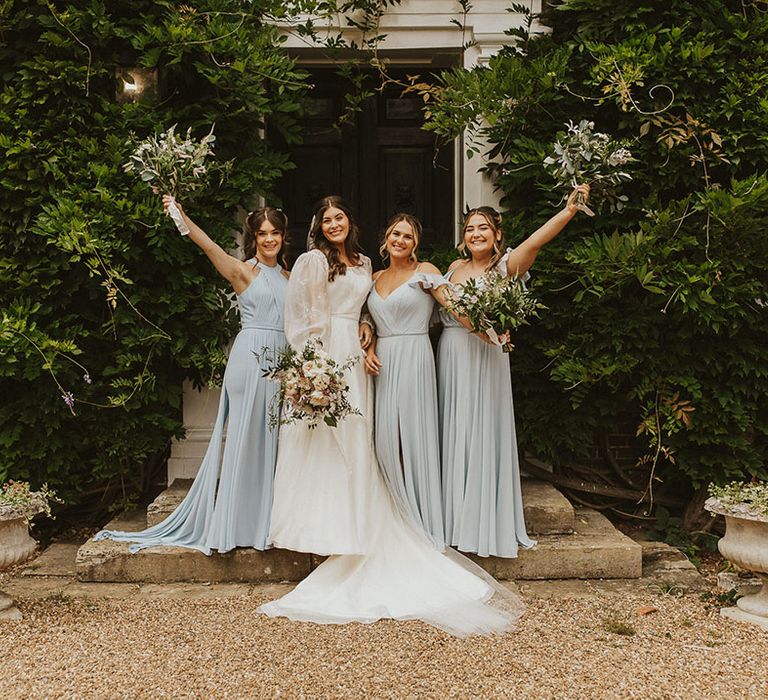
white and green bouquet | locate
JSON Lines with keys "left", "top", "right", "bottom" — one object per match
{"left": 0, "top": 481, "right": 59, "bottom": 521}
{"left": 123, "top": 124, "right": 229, "bottom": 234}
{"left": 544, "top": 119, "right": 634, "bottom": 216}
{"left": 447, "top": 272, "right": 544, "bottom": 353}
{"left": 262, "top": 340, "right": 361, "bottom": 429}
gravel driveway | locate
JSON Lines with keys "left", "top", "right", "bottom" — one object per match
{"left": 2, "top": 584, "right": 766, "bottom": 699}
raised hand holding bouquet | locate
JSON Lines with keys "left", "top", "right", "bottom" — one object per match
{"left": 263, "top": 340, "right": 361, "bottom": 429}
{"left": 447, "top": 272, "right": 544, "bottom": 353}
{"left": 123, "top": 124, "right": 230, "bottom": 234}
{"left": 544, "top": 119, "right": 633, "bottom": 216}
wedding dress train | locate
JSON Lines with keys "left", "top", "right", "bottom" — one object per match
{"left": 261, "top": 251, "right": 523, "bottom": 636}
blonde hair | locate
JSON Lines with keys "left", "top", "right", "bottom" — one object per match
{"left": 458, "top": 206, "right": 505, "bottom": 271}
{"left": 379, "top": 213, "right": 423, "bottom": 263}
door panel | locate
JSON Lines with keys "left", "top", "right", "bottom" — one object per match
{"left": 273, "top": 68, "right": 454, "bottom": 267}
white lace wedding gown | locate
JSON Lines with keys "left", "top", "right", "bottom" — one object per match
{"left": 261, "top": 250, "right": 522, "bottom": 636}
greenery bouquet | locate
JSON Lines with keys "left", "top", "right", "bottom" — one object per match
{"left": 544, "top": 120, "right": 633, "bottom": 216}
{"left": 123, "top": 124, "right": 229, "bottom": 234}
{"left": 262, "top": 340, "right": 362, "bottom": 429}
{"left": 447, "top": 272, "right": 544, "bottom": 352}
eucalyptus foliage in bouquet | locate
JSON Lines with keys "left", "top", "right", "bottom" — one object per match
{"left": 447, "top": 272, "right": 544, "bottom": 352}
{"left": 0, "top": 481, "right": 58, "bottom": 521}
{"left": 706, "top": 481, "right": 768, "bottom": 521}
{"left": 124, "top": 124, "right": 230, "bottom": 234}
{"left": 262, "top": 340, "right": 361, "bottom": 429}
{"left": 544, "top": 120, "right": 633, "bottom": 216}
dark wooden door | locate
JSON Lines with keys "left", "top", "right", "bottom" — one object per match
{"left": 273, "top": 69, "right": 454, "bottom": 267}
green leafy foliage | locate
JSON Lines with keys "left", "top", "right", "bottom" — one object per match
{"left": 0, "top": 1, "right": 309, "bottom": 512}
{"left": 423, "top": 0, "right": 768, "bottom": 495}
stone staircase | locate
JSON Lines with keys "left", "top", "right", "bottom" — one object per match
{"left": 76, "top": 479, "right": 641, "bottom": 583}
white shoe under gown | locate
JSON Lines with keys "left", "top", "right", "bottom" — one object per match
{"left": 261, "top": 251, "right": 523, "bottom": 636}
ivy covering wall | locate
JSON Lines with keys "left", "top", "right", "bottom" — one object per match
{"left": 0, "top": 1, "right": 309, "bottom": 512}
{"left": 423, "top": 0, "right": 768, "bottom": 514}
{"left": 2, "top": 0, "right": 766, "bottom": 523}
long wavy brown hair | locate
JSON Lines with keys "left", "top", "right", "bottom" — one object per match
{"left": 379, "top": 213, "right": 423, "bottom": 263}
{"left": 242, "top": 208, "right": 289, "bottom": 267}
{"left": 307, "top": 196, "right": 363, "bottom": 282}
{"left": 457, "top": 206, "right": 505, "bottom": 271}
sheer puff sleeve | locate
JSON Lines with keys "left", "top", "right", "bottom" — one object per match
{"left": 358, "top": 256, "right": 376, "bottom": 332}
{"left": 284, "top": 250, "right": 330, "bottom": 350}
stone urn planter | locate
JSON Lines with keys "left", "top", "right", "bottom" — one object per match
{"left": 0, "top": 514, "right": 37, "bottom": 621}
{"left": 706, "top": 488, "right": 768, "bottom": 631}
{"left": 0, "top": 482, "right": 56, "bottom": 621}
{"left": 0, "top": 513, "right": 38, "bottom": 569}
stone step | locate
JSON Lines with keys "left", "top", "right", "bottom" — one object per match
{"left": 146, "top": 480, "right": 193, "bottom": 528}
{"left": 76, "top": 506, "right": 639, "bottom": 584}
{"left": 76, "top": 511, "right": 312, "bottom": 585}
{"left": 147, "top": 478, "right": 575, "bottom": 535}
{"left": 472, "top": 508, "right": 641, "bottom": 580}
{"left": 522, "top": 479, "right": 574, "bottom": 535}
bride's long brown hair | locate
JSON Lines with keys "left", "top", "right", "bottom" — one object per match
{"left": 307, "top": 196, "right": 363, "bottom": 282}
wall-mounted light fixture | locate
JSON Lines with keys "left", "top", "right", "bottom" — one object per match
{"left": 115, "top": 67, "right": 158, "bottom": 103}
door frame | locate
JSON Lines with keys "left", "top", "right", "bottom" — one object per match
{"left": 275, "top": 50, "right": 463, "bottom": 249}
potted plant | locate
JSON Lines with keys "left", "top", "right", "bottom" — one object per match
{"left": 705, "top": 481, "right": 768, "bottom": 630}
{"left": 0, "top": 481, "right": 57, "bottom": 620}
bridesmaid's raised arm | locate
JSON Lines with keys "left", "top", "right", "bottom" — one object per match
{"left": 503, "top": 184, "right": 590, "bottom": 279}
{"left": 162, "top": 195, "right": 256, "bottom": 294}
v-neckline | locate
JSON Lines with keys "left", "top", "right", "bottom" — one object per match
{"left": 373, "top": 269, "right": 419, "bottom": 302}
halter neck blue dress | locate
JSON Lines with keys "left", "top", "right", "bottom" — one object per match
{"left": 95, "top": 260, "right": 287, "bottom": 553}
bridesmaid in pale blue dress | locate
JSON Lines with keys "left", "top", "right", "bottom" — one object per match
{"left": 95, "top": 198, "right": 289, "bottom": 553}
{"left": 364, "top": 214, "right": 449, "bottom": 544}
{"left": 438, "top": 185, "right": 590, "bottom": 557}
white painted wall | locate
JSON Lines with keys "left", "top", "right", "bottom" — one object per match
{"left": 168, "top": 1, "right": 542, "bottom": 484}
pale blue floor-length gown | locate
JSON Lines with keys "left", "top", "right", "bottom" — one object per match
{"left": 366, "top": 270, "right": 445, "bottom": 544}
{"left": 95, "top": 260, "right": 287, "bottom": 554}
{"left": 437, "top": 254, "right": 536, "bottom": 558}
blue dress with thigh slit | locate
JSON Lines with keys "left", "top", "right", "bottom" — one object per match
{"left": 95, "top": 260, "right": 287, "bottom": 553}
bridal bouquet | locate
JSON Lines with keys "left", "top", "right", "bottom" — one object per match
{"left": 447, "top": 272, "right": 543, "bottom": 353}
{"left": 123, "top": 124, "right": 230, "bottom": 234}
{"left": 262, "top": 340, "right": 361, "bottom": 429}
{"left": 544, "top": 119, "right": 633, "bottom": 216}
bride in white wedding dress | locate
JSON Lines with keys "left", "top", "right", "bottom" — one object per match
{"left": 260, "top": 196, "right": 523, "bottom": 636}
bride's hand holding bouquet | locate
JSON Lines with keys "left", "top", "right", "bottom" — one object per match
{"left": 263, "top": 339, "right": 361, "bottom": 429}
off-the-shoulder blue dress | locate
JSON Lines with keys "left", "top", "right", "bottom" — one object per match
{"left": 366, "top": 270, "right": 446, "bottom": 543}
{"left": 436, "top": 255, "right": 535, "bottom": 558}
